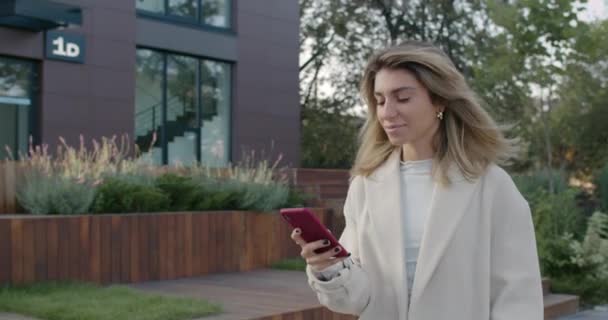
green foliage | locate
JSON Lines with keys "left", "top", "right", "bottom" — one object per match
{"left": 0, "top": 281, "right": 222, "bottom": 320}
{"left": 285, "top": 187, "right": 310, "bottom": 208}
{"left": 301, "top": 100, "right": 361, "bottom": 169}
{"left": 513, "top": 168, "right": 569, "bottom": 197}
{"left": 528, "top": 188, "right": 587, "bottom": 268}
{"left": 92, "top": 177, "right": 170, "bottom": 214}
{"left": 16, "top": 170, "right": 96, "bottom": 215}
{"left": 191, "top": 179, "right": 290, "bottom": 212}
{"left": 154, "top": 173, "right": 199, "bottom": 211}
{"left": 271, "top": 258, "right": 307, "bottom": 271}
{"left": 596, "top": 163, "right": 608, "bottom": 211}
{"left": 551, "top": 273, "right": 608, "bottom": 308}
{"left": 549, "top": 211, "right": 608, "bottom": 306}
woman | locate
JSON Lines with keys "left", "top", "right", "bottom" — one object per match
{"left": 291, "top": 40, "right": 543, "bottom": 320}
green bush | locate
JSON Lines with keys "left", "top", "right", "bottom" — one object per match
{"left": 16, "top": 171, "right": 96, "bottom": 215}
{"left": 189, "top": 179, "right": 290, "bottom": 212}
{"left": 191, "top": 179, "right": 241, "bottom": 211}
{"left": 513, "top": 168, "right": 569, "bottom": 198}
{"left": 237, "top": 181, "right": 289, "bottom": 212}
{"left": 549, "top": 211, "right": 608, "bottom": 306}
{"left": 92, "top": 178, "right": 170, "bottom": 213}
{"left": 154, "top": 173, "right": 199, "bottom": 211}
{"left": 596, "top": 163, "right": 608, "bottom": 211}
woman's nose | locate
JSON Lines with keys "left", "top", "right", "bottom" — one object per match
{"left": 382, "top": 100, "right": 398, "bottom": 118}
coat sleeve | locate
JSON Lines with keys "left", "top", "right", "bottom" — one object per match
{"left": 489, "top": 174, "right": 544, "bottom": 320}
{"left": 305, "top": 176, "right": 372, "bottom": 316}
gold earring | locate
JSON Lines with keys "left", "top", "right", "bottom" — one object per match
{"left": 437, "top": 111, "right": 444, "bottom": 120}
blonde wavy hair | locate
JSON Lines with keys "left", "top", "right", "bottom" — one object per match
{"left": 352, "top": 40, "right": 517, "bottom": 185}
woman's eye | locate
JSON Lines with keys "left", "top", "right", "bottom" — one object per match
{"left": 397, "top": 98, "right": 410, "bottom": 103}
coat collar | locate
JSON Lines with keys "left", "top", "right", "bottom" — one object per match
{"left": 365, "top": 149, "right": 480, "bottom": 319}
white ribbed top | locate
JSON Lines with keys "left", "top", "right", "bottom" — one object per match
{"left": 399, "top": 158, "right": 435, "bottom": 307}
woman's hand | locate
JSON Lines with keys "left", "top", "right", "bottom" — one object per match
{"left": 291, "top": 228, "right": 348, "bottom": 272}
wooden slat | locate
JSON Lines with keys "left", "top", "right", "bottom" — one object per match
{"left": 166, "top": 213, "right": 176, "bottom": 279}
{"left": 222, "top": 212, "right": 231, "bottom": 271}
{"left": 57, "top": 217, "right": 69, "bottom": 281}
{"left": 139, "top": 214, "right": 150, "bottom": 282}
{"left": 199, "top": 213, "right": 209, "bottom": 275}
{"left": 68, "top": 217, "right": 81, "bottom": 281}
{"left": 46, "top": 218, "right": 59, "bottom": 281}
{"left": 210, "top": 213, "right": 220, "bottom": 273}
{"left": 100, "top": 216, "right": 112, "bottom": 284}
{"left": 158, "top": 213, "right": 167, "bottom": 280}
{"left": 184, "top": 213, "right": 193, "bottom": 277}
{"left": 232, "top": 211, "right": 243, "bottom": 271}
{"left": 1, "top": 209, "right": 336, "bottom": 286}
{"left": 110, "top": 216, "right": 121, "bottom": 283}
{"left": 148, "top": 214, "right": 159, "bottom": 280}
{"left": 0, "top": 162, "right": 18, "bottom": 214}
{"left": 192, "top": 213, "right": 201, "bottom": 275}
{"left": 0, "top": 220, "right": 12, "bottom": 284}
{"left": 120, "top": 215, "right": 131, "bottom": 282}
{"left": 34, "top": 219, "right": 47, "bottom": 282}
{"left": 130, "top": 214, "right": 140, "bottom": 282}
{"left": 22, "top": 219, "right": 35, "bottom": 283}
{"left": 89, "top": 215, "right": 101, "bottom": 284}
{"left": 176, "top": 213, "right": 186, "bottom": 278}
{"left": 80, "top": 216, "right": 90, "bottom": 281}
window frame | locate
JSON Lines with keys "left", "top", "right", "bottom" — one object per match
{"left": 136, "top": 0, "right": 235, "bottom": 35}
{"left": 135, "top": 47, "right": 233, "bottom": 166}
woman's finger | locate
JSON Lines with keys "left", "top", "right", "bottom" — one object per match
{"left": 291, "top": 228, "right": 306, "bottom": 246}
{"left": 309, "top": 256, "right": 348, "bottom": 272}
{"left": 300, "top": 239, "right": 331, "bottom": 259}
{"left": 306, "top": 246, "right": 343, "bottom": 264}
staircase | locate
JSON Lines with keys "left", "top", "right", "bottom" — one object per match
{"left": 134, "top": 96, "right": 221, "bottom": 165}
{"left": 543, "top": 277, "right": 580, "bottom": 319}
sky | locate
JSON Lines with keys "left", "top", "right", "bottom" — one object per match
{"left": 580, "top": 0, "right": 608, "bottom": 22}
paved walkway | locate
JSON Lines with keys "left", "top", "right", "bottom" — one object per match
{"left": 129, "top": 269, "right": 321, "bottom": 320}
{"left": 558, "top": 305, "right": 608, "bottom": 320}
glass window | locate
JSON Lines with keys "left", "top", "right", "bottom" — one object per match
{"left": 135, "top": 48, "right": 232, "bottom": 166}
{"left": 166, "top": 54, "right": 198, "bottom": 165}
{"left": 136, "top": 0, "right": 231, "bottom": 30}
{"left": 200, "top": 60, "right": 230, "bottom": 166}
{"left": 168, "top": 0, "right": 197, "bottom": 19}
{"left": 202, "top": 0, "right": 231, "bottom": 28}
{"left": 136, "top": 0, "right": 164, "bottom": 13}
{"left": 0, "top": 56, "right": 36, "bottom": 160}
{"left": 135, "top": 49, "right": 164, "bottom": 164}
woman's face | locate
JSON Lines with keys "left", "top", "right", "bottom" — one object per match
{"left": 374, "top": 68, "right": 443, "bottom": 147}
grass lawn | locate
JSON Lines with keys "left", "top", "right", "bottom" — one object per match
{"left": 0, "top": 282, "right": 222, "bottom": 320}
{"left": 271, "top": 258, "right": 307, "bottom": 271}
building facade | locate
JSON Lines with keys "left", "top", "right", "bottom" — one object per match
{"left": 0, "top": 0, "right": 300, "bottom": 167}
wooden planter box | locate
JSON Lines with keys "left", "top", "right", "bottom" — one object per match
{"left": 0, "top": 208, "right": 342, "bottom": 286}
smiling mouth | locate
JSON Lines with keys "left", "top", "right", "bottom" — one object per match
{"left": 384, "top": 124, "right": 407, "bottom": 130}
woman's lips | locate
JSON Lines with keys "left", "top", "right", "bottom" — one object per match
{"left": 384, "top": 124, "right": 406, "bottom": 133}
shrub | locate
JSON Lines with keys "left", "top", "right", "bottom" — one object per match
{"left": 549, "top": 211, "right": 608, "bottom": 306}
{"left": 92, "top": 177, "right": 170, "bottom": 213}
{"left": 154, "top": 173, "right": 200, "bottom": 211}
{"left": 16, "top": 170, "right": 96, "bottom": 215}
{"left": 596, "top": 163, "right": 608, "bottom": 211}
{"left": 513, "top": 167, "right": 569, "bottom": 199}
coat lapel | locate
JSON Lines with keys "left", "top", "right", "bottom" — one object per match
{"left": 366, "top": 149, "right": 480, "bottom": 319}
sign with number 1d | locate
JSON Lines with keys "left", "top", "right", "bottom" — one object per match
{"left": 45, "top": 31, "right": 85, "bottom": 63}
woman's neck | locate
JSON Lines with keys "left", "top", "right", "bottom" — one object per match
{"left": 401, "top": 144, "right": 434, "bottom": 162}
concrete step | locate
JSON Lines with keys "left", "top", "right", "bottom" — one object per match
{"left": 544, "top": 294, "right": 580, "bottom": 320}
{"left": 543, "top": 278, "right": 551, "bottom": 296}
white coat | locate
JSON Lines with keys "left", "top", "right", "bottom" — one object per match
{"left": 306, "top": 149, "right": 544, "bottom": 320}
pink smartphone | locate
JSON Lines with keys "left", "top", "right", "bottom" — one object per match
{"left": 280, "top": 207, "right": 350, "bottom": 258}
